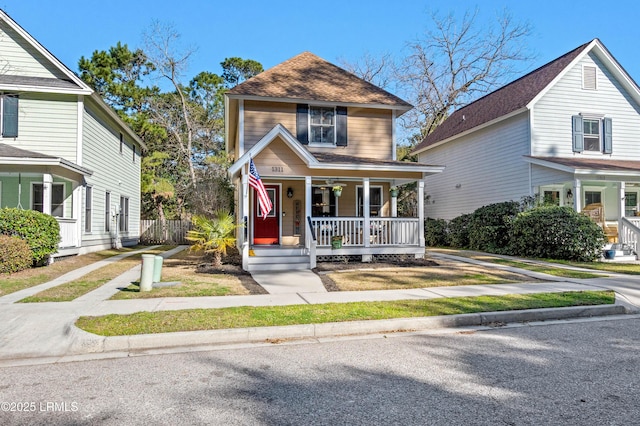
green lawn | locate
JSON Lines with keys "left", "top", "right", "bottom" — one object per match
{"left": 76, "top": 290, "right": 615, "bottom": 336}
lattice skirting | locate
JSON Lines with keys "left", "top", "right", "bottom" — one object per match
{"left": 317, "top": 254, "right": 422, "bottom": 263}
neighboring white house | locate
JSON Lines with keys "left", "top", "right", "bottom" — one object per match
{"left": 413, "top": 38, "right": 640, "bottom": 247}
{"left": 0, "top": 9, "right": 145, "bottom": 256}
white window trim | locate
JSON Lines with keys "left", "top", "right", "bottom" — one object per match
{"left": 356, "top": 185, "right": 383, "bottom": 217}
{"left": 624, "top": 190, "right": 639, "bottom": 217}
{"left": 540, "top": 185, "right": 565, "bottom": 206}
{"left": 308, "top": 105, "right": 336, "bottom": 146}
{"left": 582, "top": 65, "right": 597, "bottom": 90}
{"left": 31, "top": 182, "right": 66, "bottom": 217}
{"left": 84, "top": 185, "right": 93, "bottom": 233}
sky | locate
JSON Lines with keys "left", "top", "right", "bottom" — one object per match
{"left": 2, "top": 0, "right": 640, "bottom": 89}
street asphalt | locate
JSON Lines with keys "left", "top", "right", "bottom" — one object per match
{"left": 1, "top": 246, "right": 639, "bottom": 367}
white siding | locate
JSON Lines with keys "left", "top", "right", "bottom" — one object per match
{"left": 532, "top": 52, "right": 640, "bottom": 159}
{"left": 0, "top": 21, "right": 67, "bottom": 79}
{"left": 82, "top": 104, "right": 141, "bottom": 248}
{"left": 5, "top": 93, "right": 78, "bottom": 161}
{"left": 419, "top": 113, "right": 531, "bottom": 220}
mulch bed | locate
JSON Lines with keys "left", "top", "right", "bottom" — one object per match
{"left": 195, "top": 250, "right": 268, "bottom": 295}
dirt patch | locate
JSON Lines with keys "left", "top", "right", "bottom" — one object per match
{"left": 192, "top": 248, "right": 267, "bottom": 295}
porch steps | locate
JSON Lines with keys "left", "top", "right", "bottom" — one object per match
{"left": 247, "top": 247, "right": 310, "bottom": 272}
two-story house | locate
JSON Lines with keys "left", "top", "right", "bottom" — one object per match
{"left": 0, "top": 10, "right": 145, "bottom": 257}
{"left": 413, "top": 39, "right": 640, "bottom": 249}
{"left": 225, "top": 52, "right": 444, "bottom": 271}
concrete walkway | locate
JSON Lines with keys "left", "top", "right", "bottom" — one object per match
{"left": 1, "top": 249, "right": 639, "bottom": 365}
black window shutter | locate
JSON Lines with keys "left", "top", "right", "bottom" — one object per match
{"left": 296, "top": 104, "right": 309, "bottom": 144}
{"left": 603, "top": 117, "right": 612, "bottom": 154}
{"left": 336, "top": 106, "right": 347, "bottom": 146}
{"left": 2, "top": 96, "right": 18, "bottom": 138}
{"left": 572, "top": 115, "right": 583, "bottom": 153}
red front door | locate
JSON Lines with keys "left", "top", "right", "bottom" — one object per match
{"left": 253, "top": 185, "right": 279, "bottom": 245}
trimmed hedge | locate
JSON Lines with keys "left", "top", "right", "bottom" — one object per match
{"left": 508, "top": 206, "right": 605, "bottom": 261}
{"left": 0, "top": 235, "right": 33, "bottom": 273}
{"left": 447, "top": 213, "right": 472, "bottom": 248}
{"left": 424, "top": 218, "right": 448, "bottom": 247}
{"left": 0, "top": 208, "right": 60, "bottom": 265}
{"left": 467, "top": 201, "right": 521, "bottom": 253}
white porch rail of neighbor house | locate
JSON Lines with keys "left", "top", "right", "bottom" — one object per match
{"left": 310, "top": 217, "right": 420, "bottom": 246}
{"left": 56, "top": 218, "right": 77, "bottom": 248}
{"left": 619, "top": 217, "right": 640, "bottom": 253}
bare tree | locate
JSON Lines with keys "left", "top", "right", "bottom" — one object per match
{"left": 143, "top": 21, "right": 200, "bottom": 189}
{"left": 338, "top": 51, "right": 395, "bottom": 90}
{"left": 397, "top": 8, "right": 534, "bottom": 140}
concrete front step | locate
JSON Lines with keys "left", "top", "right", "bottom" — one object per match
{"left": 248, "top": 255, "right": 310, "bottom": 265}
{"left": 251, "top": 247, "right": 307, "bottom": 257}
{"left": 247, "top": 262, "right": 311, "bottom": 272}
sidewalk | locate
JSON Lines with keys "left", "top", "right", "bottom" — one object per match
{"left": 1, "top": 249, "right": 639, "bottom": 366}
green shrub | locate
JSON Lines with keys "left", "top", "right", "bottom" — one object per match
{"left": 424, "top": 218, "right": 448, "bottom": 247}
{"left": 0, "top": 208, "right": 60, "bottom": 265}
{"left": 0, "top": 235, "right": 33, "bottom": 273}
{"left": 508, "top": 206, "right": 605, "bottom": 261}
{"left": 448, "top": 213, "right": 472, "bottom": 248}
{"left": 468, "top": 201, "right": 521, "bottom": 253}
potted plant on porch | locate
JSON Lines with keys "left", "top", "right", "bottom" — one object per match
{"left": 332, "top": 185, "right": 342, "bottom": 197}
{"left": 389, "top": 186, "right": 399, "bottom": 198}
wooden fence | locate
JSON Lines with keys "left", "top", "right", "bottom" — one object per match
{"left": 140, "top": 220, "right": 193, "bottom": 244}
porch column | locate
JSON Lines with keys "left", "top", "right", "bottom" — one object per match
{"left": 363, "top": 178, "right": 370, "bottom": 249}
{"left": 42, "top": 173, "right": 53, "bottom": 215}
{"left": 241, "top": 171, "right": 249, "bottom": 246}
{"left": 241, "top": 167, "right": 249, "bottom": 271}
{"left": 574, "top": 179, "right": 582, "bottom": 213}
{"left": 73, "top": 185, "right": 82, "bottom": 247}
{"left": 391, "top": 190, "right": 398, "bottom": 217}
{"left": 620, "top": 181, "right": 626, "bottom": 219}
{"left": 305, "top": 176, "right": 312, "bottom": 246}
{"left": 418, "top": 180, "right": 425, "bottom": 249}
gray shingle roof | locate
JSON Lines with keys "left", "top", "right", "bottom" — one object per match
{"left": 0, "top": 143, "right": 57, "bottom": 159}
{"left": 0, "top": 74, "right": 81, "bottom": 90}
{"left": 529, "top": 156, "right": 640, "bottom": 172}
{"left": 413, "top": 41, "right": 592, "bottom": 152}
{"left": 227, "top": 52, "right": 412, "bottom": 109}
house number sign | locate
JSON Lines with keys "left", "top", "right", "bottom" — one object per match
{"left": 271, "top": 166, "right": 284, "bottom": 173}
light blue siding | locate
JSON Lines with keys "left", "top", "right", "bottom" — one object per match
{"left": 532, "top": 52, "right": 640, "bottom": 159}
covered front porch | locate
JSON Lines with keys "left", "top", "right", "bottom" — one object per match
{"left": 0, "top": 144, "right": 93, "bottom": 257}
{"left": 529, "top": 156, "right": 640, "bottom": 258}
{"left": 228, "top": 126, "right": 444, "bottom": 271}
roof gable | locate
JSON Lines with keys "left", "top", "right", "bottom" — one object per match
{"left": 226, "top": 52, "right": 412, "bottom": 110}
{"left": 0, "top": 9, "right": 90, "bottom": 94}
{"left": 413, "top": 40, "right": 593, "bottom": 153}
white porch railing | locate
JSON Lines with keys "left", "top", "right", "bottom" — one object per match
{"left": 310, "top": 217, "right": 420, "bottom": 247}
{"left": 619, "top": 217, "right": 640, "bottom": 253}
{"left": 56, "top": 218, "right": 78, "bottom": 249}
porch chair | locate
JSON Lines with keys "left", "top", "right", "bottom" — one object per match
{"left": 582, "top": 203, "right": 618, "bottom": 243}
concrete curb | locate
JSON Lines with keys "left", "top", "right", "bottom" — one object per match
{"left": 77, "top": 303, "right": 628, "bottom": 355}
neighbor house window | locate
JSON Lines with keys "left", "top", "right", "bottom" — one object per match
{"left": 572, "top": 115, "right": 612, "bottom": 154}
{"left": 105, "top": 191, "right": 111, "bottom": 232}
{"left": 119, "top": 133, "right": 124, "bottom": 154}
{"left": 309, "top": 106, "right": 335, "bottom": 144}
{"left": 85, "top": 186, "right": 92, "bottom": 232}
{"left": 543, "top": 190, "right": 560, "bottom": 206}
{"left": 119, "top": 196, "right": 129, "bottom": 232}
{"left": 583, "top": 119, "right": 600, "bottom": 151}
{"left": 1, "top": 95, "right": 18, "bottom": 138}
{"left": 32, "top": 183, "right": 64, "bottom": 217}
{"left": 584, "top": 191, "right": 602, "bottom": 206}
{"left": 357, "top": 186, "right": 382, "bottom": 217}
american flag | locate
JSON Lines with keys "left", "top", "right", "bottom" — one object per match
{"left": 249, "top": 159, "right": 272, "bottom": 219}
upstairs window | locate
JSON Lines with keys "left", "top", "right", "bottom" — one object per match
{"left": 310, "top": 107, "right": 335, "bottom": 144}
{"left": 1, "top": 95, "right": 18, "bottom": 138}
{"left": 296, "top": 104, "right": 347, "bottom": 147}
{"left": 572, "top": 115, "right": 612, "bottom": 154}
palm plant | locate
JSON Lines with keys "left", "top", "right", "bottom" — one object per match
{"left": 186, "top": 210, "right": 239, "bottom": 268}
